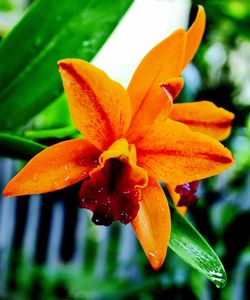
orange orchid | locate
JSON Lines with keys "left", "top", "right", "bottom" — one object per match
{"left": 3, "top": 6, "right": 234, "bottom": 270}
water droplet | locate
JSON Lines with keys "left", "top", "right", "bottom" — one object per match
{"left": 33, "top": 173, "right": 39, "bottom": 181}
{"left": 209, "top": 271, "right": 223, "bottom": 277}
{"left": 209, "top": 271, "right": 226, "bottom": 288}
{"left": 65, "top": 79, "right": 72, "bottom": 85}
{"left": 82, "top": 40, "right": 91, "bottom": 47}
{"left": 78, "top": 156, "right": 88, "bottom": 165}
{"left": 119, "top": 155, "right": 128, "bottom": 163}
{"left": 54, "top": 181, "right": 60, "bottom": 188}
{"left": 149, "top": 251, "right": 155, "bottom": 258}
{"left": 98, "top": 187, "right": 104, "bottom": 193}
{"left": 80, "top": 196, "right": 87, "bottom": 203}
{"left": 122, "top": 190, "right": 131, "bottom": 195}
{"left": 80, "top": 171, "right": 87, "bottom": 179}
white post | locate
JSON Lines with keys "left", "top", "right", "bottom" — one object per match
{"left": 93, "top": 0, "right": 191, "bottom": 87}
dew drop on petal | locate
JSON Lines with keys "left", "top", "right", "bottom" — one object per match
{"left": 64, "top": 176, "right": 70, "bottom": 182}
{"left": 149, "top": 251, "right": 155, "bottom": 258}
{"left": 53, "top": 181, "right": 60, "bottom": 188}
{"left": 33, "top": 173, "right": 39, "bottom": 182}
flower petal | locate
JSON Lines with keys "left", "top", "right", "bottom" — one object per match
{"left": 165, "top": 183, "right": 187, "bottom": 216}
{"left": 161, "top": 77, "right": 184, "bottom": 102}
{"left": 131, "top": 177, "right": 171, "bottom": 270}
{"left": 128, "top": 29, "right": 186, "bottom": 113}
{"left": 3, "top": 139, "right": 100, "bottom": 197}
{"left": 153, "top": 77, "right": 184, "bottom": 124}
{"left": 183, "top": 5, "right": 206, "bottom": 69}
{"left": 136, "top": 119, "right": 234, "bottom": 185}
{"left": 58, "top": 59, "right": 132, "bottom": 151}
{"left": 170, "top": 101, "right": 234, "bottom": 141}
{"left": 126, "top": 30, "right": 187, "bottom": 139}
{"left": 127, "top": 77, "right": 184, "bottom": 142}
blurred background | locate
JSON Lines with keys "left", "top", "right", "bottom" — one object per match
{"left": 0, "top": 0, "right": 250, "bottom": 299}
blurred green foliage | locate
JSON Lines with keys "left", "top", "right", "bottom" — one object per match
{"left": 0, "top": 0, "right": 13, "bottom": 12}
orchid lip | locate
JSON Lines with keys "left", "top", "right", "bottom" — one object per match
{"left": 79, "top": 157, "right": 143, "bottom": 226}
{"left": 79, "top": 139, "right": 148, "bottom": 226}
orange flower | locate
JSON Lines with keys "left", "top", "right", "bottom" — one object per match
{"left": 3, "top": 6, "right": 234, "bottom": 270}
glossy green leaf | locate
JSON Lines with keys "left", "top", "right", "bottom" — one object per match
{"left": 0, "top": 0, "right": 133, "bottom": 130}
{"left": 0, "top": 132, "right": 46, "bottom": 160}
{"left": 169, "top": 203, "right": 227, "bottom": 288}
{"left": 0, "top": 0, "right": 13, "bottom": 12}
{"left": 22, "top": 126, "right": 79, "bottom": 140}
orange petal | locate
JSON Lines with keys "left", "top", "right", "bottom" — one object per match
{"left": 154, "top": 77, "right": 184, "bottom": 123}
{"left": 128, "top": 29, "right": 186, "bottom": 113}
{"left": 131, "top": 177, "right": 171, "bottom": 270}
{"left": 183, "top": 5, "right": 206, "bottom": 69}
{"left": 127, "top": 77, "right": 184, "bottom": 142}
{"left": 126, "top": 30, "right": 186, "bottom": 137}
{"left": 58, "top": 59, "right": 132, "bottom": 151}
{"left": 165, "top": 183, "right": 187, "bottom": 216}
{"left": 170, "top": 101, "right": 234, "bottom": 141}
{"left": 161, "top": 78, "right": 184, "bottom": 102}
{"left": 136, "top": 119, "right": 234, "bottom": 185}
{"left": 3, "top": 139, "right": 100, "bottom": 197}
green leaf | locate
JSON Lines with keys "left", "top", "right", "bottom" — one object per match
{"left": 169, "top": 203, "right": 227, "bottom": 288}
{"left": 22, "top": 126, "right": 79, "bottom": 140}
{"left": 0, "top": 132, "right": 46, "bottom": 160}
{"left": 0, "top": 0, "right": 13, "bottom": 12}
{"left": 0, "top": 0, "right": 133, "bottom": 130}
{"left": 30, "top": 93, "right": 73, "bottom": 130}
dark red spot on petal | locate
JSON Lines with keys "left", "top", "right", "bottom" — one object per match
{"left": 175, "top": 181, "right": 199, "bottom": 207}
{"left": 79, "top": 158, "right": 142, "bottom": 226}
{"left": 161, "top": 80, "right": 183, "bottom": 101}
{"left": 173, "top": 119, "right": 232, "bottom": 129}
{"left": 138, "top": 149, "right": 233, "bottom": 164}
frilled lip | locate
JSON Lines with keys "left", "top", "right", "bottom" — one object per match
{"left": 2, "top": 6, "right": 235, "bottom": 271}
{"left": 78, "top": 138, "right": 148, "bottom": 226}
